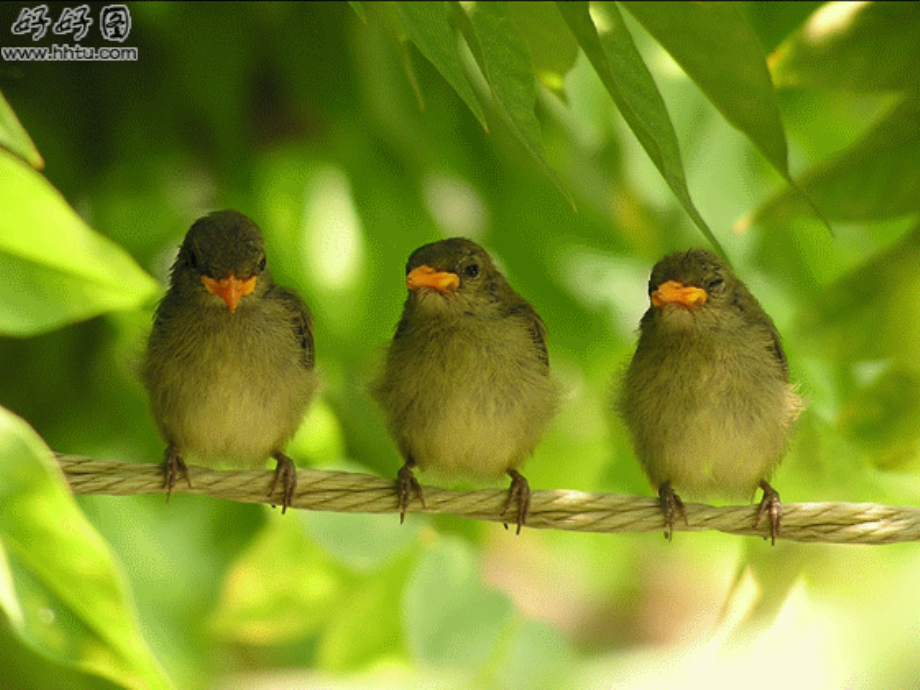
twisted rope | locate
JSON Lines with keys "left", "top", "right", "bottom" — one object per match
{"left": 55, "top": 454, "right": 920, "bottom": 544}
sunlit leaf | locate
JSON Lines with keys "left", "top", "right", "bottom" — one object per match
{"left": 0, "top": 90, "right": 43, "bottom": 170}
{"left": 622, "top": 1, "right": 790, "bottom": 180}
{"left": 395, "top": 2, "right": 488, "bottom": 131}
{"left": 740, "top": 1, "right": 824, "bottom": 54}
{"left": 556, "top": 2, "right": 724, "bottom": 255}
{"left": 317, "top": 554, "right": 412, "bottom": 670}
{"left": 736, "top": 544, "right": 811, "bottom": 631}
{"left": 771, "top": 1, "right": 920, "bottom": 92}
{"left": 348, "top": 1, "right": 367, "bottom": 24}
{"left": 0, "top": 153, "right": 159, "bottom": 336}
{"left": 752, "top": 99, "right": 920, "bottom": 224}
{"left": 209, "top": 515, "right": 342, "bottom": 645}
{"left": 0, "top": 407, "right": 171, "bottom": 689}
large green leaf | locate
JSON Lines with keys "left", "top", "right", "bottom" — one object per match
{"left": 403, "top": 538, "right": 513, "bottom": 670}
{"left": 838, "top": 366, "right": 920, "bottom": 471}
{"left": 456, "top": 2, "right": 572, "bottom": 207}
{"left": 316, "top": 546, "right": 413, "bottom": 671}
{"left": 0, "top": 407, "right": 172, "bottom": 689}
{"left": 0, "top": 90, "right": 43, "bottom": 170}
{"left": 621, "top": 1, "right": 790, "bottom": 181}
{"left": 771, "top": 1, "right": 920, "bottom": 92}
{"left": 348, "top": 1, "right": 367, "bottom": 24}
{"left": 506, "top": 2, "right": 579, "bottom": 97}
{"left": 752, "top": 98, "right": 920, "bottom": 224}
{"left": 208, "top": 514, "right": 342, "bottom": 645}
{"left": 556, "top": 2, "right": 724, "bottom": 255}
{"left": 794, "top": 225, "right": 920, "bottom": 368}
{"left": 0, "top": 153, "right": 159, "bottom": 336}
{"left": 395, "top": 2, "right": 488, "bottom": 131}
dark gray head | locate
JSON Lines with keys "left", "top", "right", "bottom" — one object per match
{"left": 644, "top": 249, "right": 740, "bottom": 314}
{"left": 403, "top": 237, "right": 515, "bottom": 314}
{"left": 647, "top": 249, "right": 731, "bottom": 302}
{"left": 171, "top": 210, "right": 271, "bottom": 311}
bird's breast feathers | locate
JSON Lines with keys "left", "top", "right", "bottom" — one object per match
{"left": 150, "top": 306, "right": 316, "bottom": 465}
{"left": 383, "top": 316, "right": 558, "bottom": 479}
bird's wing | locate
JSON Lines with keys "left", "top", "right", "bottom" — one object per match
{"left": 275, "top": 288, "right": 315, "bottom": 369}
{"left": 767, "top": 321, "right": 789, "bottom": 380}
{"left": 738, "top": 288, "right": 789, "bottom": 380}
{"left": 505, "top": 299, "right": 550, "bottom": 372}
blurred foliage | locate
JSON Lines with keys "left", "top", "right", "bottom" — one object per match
{"left": 1, "top": 1, "right": 920, "bottom": 688}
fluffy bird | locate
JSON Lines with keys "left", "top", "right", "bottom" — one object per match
{"left": 620, "top": 249, "right": 802, "bottom": 543}
{"left": 143, "top": 210, "right": 317, "bottom": 512}
{"left": 374, "top": 238, "right": 559, "bottom": 533}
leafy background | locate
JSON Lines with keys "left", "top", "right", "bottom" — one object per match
{"left": 2, "top": 2, "right": 920, "bottom": 688}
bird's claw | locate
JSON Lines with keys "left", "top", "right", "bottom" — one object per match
{"left": 754, "top": 480, "right": 781, "bottom": 545}
{"left": 659, "top": 481, "right": 687, "bottom": 542}
{"left": 270, "top": 453, "right": 298, "bottom": 514}
{"left": 162, "top": 445, "right": 190, "bottom": 501}
{"left": 397, "top": 462, "right": 425, "bottom": 524}
{"left": 501, "top": 469, "right": 531, "bottom": 535}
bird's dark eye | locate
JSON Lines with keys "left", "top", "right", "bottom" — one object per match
{"left": 258, "top": 255, "right": 267, "bottom": 272}
{"left": 186, "top": 249, "right": 198, "bottom": 271}
{"left": 707, "top": 278, "right": 724, "bottom": 292}
{"left": 464, "top": 263, "right": 480, "bottom": 279}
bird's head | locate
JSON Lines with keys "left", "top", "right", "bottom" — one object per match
{"left": 172, "top": 210, "right": 270, "bottom": 313}
{"left": 644, "top": 249, "right": 737, "bottom": 331}
{"left": 403, "top": 237, "right": 508, "bottom": 316}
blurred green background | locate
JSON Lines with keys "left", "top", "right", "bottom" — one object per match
{"left": 2, "top": 2, "right": 920, "bottom": 688}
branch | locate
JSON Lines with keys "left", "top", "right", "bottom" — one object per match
{"left": 55, "top": 454, "right": 920, "bottom": 545}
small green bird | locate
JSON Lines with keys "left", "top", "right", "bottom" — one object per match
{"left": 374, "top": 238, "right": 560, "bottom": 533}
{"left": 142, "top": 210, "right": 317, "bottom": 512}
{"left": 620, "top": 249, "right": 802, "bottom": 543}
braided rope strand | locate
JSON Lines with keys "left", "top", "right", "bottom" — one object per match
{"left": 55, "top": 454, "right": 920, "bottom": 544}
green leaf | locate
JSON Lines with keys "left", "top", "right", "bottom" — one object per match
{"left": 740, "top": 1, "right": 825, "bottom": 54}
{"left": 0, "top": 90, "right": 43, "bottom": 170}
{"left": 839, "top": 366, "right": 920, "bottom": 470}
{"left": 0, "top": 407, "right": 172, "bottom": 689}
{"left": 795, "top": 225, "right": 920, "bottom": 368}
{"left": 348, "top": 1, "right": 367, "bottom": 24}
{"left": 368, "top": 2, "right": 428, "bottom": 112}
{"left": 209, "top": 515, "right": 342, "bottom": 645}
{"left": 317, "top": 553, "right": 412, "bottom": 670}
{"left": 506, "top": 2, "right": 579, "bottom": 97}
{"left": 403, "top": 538, "right": 513, "bottom": 669}
{"left": 771, "top": 1, "right": 920, "bottom": 92}
{"left": 0, "top": 153, "right": 159, "bottom": 336}
{"left": 299, "top": 506, "right": 420, "bottom": 572}
{"left": 621, "top": 1, "right": 790, "bottom": 180}
{"left": 457, "top": 2, "right": 573, "bottom": 208}
{"left": 498, "top": 620, "right": 573, "bottom": 690}
{"left": 556, "top": 2, "right": 724, "bottom": 256}
{"left": 395, "top": 2, "right": 488, "bottom": 131}
{"left": 752, "top": 98, "right": 920, "bottom": 225}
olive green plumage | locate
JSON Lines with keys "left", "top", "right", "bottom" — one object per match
{"left": 620, "top": 249, "right": 802, "bottom": 541}
{"left": 374, "top": 238, "right": 560, "bottom": 531}
{"left": 142, "top": 210, "right": 317, "bottom": 510}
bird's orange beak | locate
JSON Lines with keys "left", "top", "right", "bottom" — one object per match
{"left": 651, "top": 280, "right": 707, "bottom": 309}
{"left": 201, "top": 274, "right": 257, "bottom": 312}
{"left": 406, "top": 265, "right": 460, "bottom": 293}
